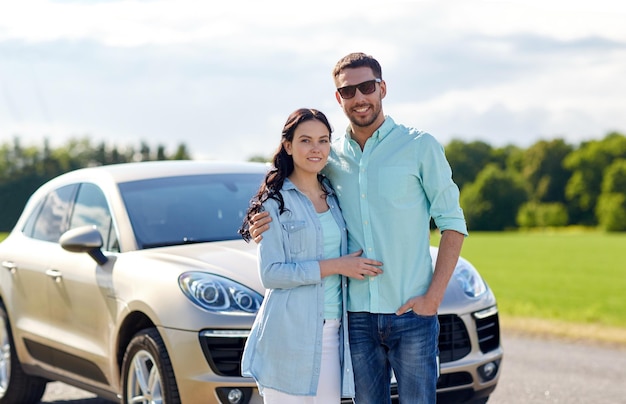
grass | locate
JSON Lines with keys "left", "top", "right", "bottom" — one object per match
{"left": 432, "top": 229, "right": 626, "bottom": 345}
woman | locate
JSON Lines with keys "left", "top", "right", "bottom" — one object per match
{"left": 239, "top": 108, "right": 383, "bottom": 403}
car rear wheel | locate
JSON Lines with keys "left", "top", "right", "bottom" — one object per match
{"left": 0, "top": 302, "right": 47, "bottom": 404}
{"left": 121, "top": 328, "right": 180, "bottom": 404}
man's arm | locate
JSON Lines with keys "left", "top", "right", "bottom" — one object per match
{"left": 396, "top": 229, "right": 464, "bottom": 315}
{"left": 248, "top": 211, "right": 272, "bottom": 243}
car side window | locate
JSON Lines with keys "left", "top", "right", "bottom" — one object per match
{"left": 69, "top": 183, "right": 119, "bottom": 252}
{"left": 30, "top": 184, "right": 77, "bottom": 242}
{"left": 21, "top": 199, "right": 44, "bottom": 237}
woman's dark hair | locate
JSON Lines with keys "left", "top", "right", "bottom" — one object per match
{"left": 239, "top": 108, "right": 333, "bottom": 242}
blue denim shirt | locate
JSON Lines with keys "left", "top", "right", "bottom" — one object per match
{"left": 324, "top": 116, "right": 468, "bottom": 313}
{"left": 241, "top": 178, "right": 355, "bottom": 397}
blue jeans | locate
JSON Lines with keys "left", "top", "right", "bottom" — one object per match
{"left": 348, "top": 312, "right": 439, "bottom": 404}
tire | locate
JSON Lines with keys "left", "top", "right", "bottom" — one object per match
{"left": 0, "top": 302, "right": 47, "bottom": 404}
{"left": 121, "top": 328, "right": 180, "bottom": 404}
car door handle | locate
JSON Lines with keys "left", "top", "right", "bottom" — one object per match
{"left": 45, "top": 268, "right": 63, "bottom": 282}
{"left": 2, "top": 260, "right": 17, "bottom": 274}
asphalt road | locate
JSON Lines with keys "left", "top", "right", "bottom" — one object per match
{"left": 488, "top": 331, "right": 626, "bottom": 404}
{"left": 39, "top": 330, "right": 626, "bottom": 404}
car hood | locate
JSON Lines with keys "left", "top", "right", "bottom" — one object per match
{"left": 133, "top": 242, "right": 494, "bottom": 315}
{"left": 136, "top": 239, "right": 264, "bottom": 294}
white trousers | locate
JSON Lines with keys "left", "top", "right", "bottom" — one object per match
{"left": 262, "top": 319, "right": 341, "bottom": 404}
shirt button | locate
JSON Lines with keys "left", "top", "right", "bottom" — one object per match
{"left": 361, "top": 194, "right": 366, "bottom": 198}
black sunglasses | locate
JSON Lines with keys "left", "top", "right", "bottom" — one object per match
{"left": 337, "top": 78, "right": 382, "bottom": 99}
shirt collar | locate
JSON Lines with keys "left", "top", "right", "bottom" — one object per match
{"left": 283, "top": 176, "right": 335, "bottom": 196}
{"left": 344, "top": 115, "right": 395, "bottom": 144}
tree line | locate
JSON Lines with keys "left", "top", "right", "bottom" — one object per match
{"left": 448, "top": 131, "right": 626, "bottom": 231}
{"left": 0, "top": 137, "right": 190, "bottom": 231}
{"left": 2, "top": 131, "right": 626, "bottom": 232}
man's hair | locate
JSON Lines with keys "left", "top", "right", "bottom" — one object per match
{"left": 332, "top": 52, "right": 382, "bottom": 79}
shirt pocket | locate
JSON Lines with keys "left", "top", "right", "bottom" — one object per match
{"left": 281, "top": 220, "right": 308, "bottom": 255}
{"left": 378, "top": 166, "right": 413, "bottom": 205}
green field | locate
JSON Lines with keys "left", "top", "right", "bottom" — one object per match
{"left": 432, "top": 230, "right": 626, "bottom": 334}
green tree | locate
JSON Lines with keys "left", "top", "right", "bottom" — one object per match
{"left": 596, "top": 194, "right": 626, "bottom": 231}
{"left": 172, "top": 143, "right": 191, "bottom": 160}
{"left": 0, "top": 137, "right": 193, "bottom": 231}
{"left": 517, "top": 202, "right": 569, "bottom": 228}
{"left": 521, "top": 139, "right": 573, "bottom": 204}
{"left": 460, "top": 164, "right": 528, "bottom": 230}
{"left": 247, "top": 155, "right": 271, "bottom": 163}
{"left": 564, "top": 132, "right": 626, "bottom": 225}
{"left": 596, "top": 159, "right": 626, "bottom": 231}
{"left": 445, "top": 140, "right": 494, "bottom": 191}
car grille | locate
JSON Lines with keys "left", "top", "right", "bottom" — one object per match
{"left": 437, "top": 371, "right": 473, "bottom": 389}
{"left": 199, "top": 334, "right": 247, "bottom": 377}
{"left": 475, "top": 311, "right": 500, "bottom": 353}
{"left": 438, "top": 314, "right": 471, "bottom": 363}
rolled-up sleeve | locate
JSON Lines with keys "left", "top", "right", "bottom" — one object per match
{"left": 420, "top": 135, "right": 468, "bottom": 237}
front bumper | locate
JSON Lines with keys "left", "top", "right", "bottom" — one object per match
{"left": 159, "top": 327, "right": 261, "bottom": 404}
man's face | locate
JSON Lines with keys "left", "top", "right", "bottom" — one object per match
{"left": 334, "top": 66, "right": 386, "bottom": 130}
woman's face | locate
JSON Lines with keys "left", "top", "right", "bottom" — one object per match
{"left": 285, "top": 119, "right": 331, "bottom": 175}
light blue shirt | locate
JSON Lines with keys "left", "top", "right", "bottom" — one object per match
{"left": 241, "top": 178, "right": 355, "bottom": 397}
{"left": 324, "top": 116, "right": 468, "bottom": 313}
{"left": 319, "top": 209, "right": 342, "bottom": 320}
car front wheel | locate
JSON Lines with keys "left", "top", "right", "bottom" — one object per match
{"left": 121, "top": 328, "right": 180, "bottom": 404}
{"left": 0, "top": 302, "right": 47, "bottom": 404}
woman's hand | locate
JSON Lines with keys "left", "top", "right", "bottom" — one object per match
{"left": 321, "top": 250, "right": 383, "bottom": 280}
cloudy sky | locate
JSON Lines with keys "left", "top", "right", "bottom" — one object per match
{"left": 1, "top": 0, "right": 625, "bottom": 161}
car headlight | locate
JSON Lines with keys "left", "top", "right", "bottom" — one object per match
{"left": 179, "top": 272, "right": 263, "bottom": 314}
{"left": 454, "top": 261, "right": 487, "bottom": 298}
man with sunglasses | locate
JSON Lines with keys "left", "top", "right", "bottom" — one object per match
{"left": 248, "top": 52, "right": 467, "bottom": 403}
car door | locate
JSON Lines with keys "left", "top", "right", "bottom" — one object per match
{"left": 43, "top": 182, "right": 120, "bottom": 387}
{"left": 6, "top": 184, "right": 78, "bottom": 367}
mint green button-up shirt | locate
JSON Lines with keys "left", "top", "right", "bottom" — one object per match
{"left": 323, "top": 116, "right": 468, "bottom": 314}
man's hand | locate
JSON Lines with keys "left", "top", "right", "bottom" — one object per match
{"left": 396, "top": 230, "right": 465, "bottom": 316}
{"left": 395, "top": 295, "right": 439, "bottom": 316}
{"left": 249, "top": 211, "right": 272, "bottom": 243}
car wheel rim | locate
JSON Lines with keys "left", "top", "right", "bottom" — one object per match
{"left": 0, "top": 316, "right": 10, "bottom": 395}
{"left": 126, "top": 350, "right": 163, "bottom": 404}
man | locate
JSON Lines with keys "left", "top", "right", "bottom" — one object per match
{"left": 249, "top": 52, "right": 467, "bottom": 403}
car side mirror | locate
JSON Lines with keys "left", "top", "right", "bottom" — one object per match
{"left": 60, "top": 225, "right": 109, "bottom": 265}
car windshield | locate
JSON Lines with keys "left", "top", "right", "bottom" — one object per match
{"left": 118, "top": 173, "right": 263, "bottom": 249}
